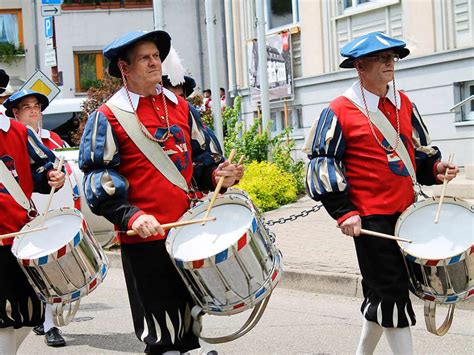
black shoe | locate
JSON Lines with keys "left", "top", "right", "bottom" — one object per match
{"left": 45, "top": 327, "right": 66, "bottom": 347}
{"left": 32, "top": 325, "right": 45, "bottom": 335}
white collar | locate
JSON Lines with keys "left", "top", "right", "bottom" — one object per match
{"left": 0, "top": 113, "right": 10, "bottom": 132}
{"left": 344, "top": 81, "right": 401, "bottom": 113}
{"left": 108, "top": 85, "right": 178, "bottom": 113}
{"left": 39, "top": 128, "right": 51, "bottom": 139}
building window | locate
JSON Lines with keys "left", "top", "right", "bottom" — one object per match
{"left": 266, "top": 0, "right": 299, "bottom": 30}
{"left": 457, "top": 81, "right": 474, "bottom": 121}
{"left": 270, "top": 106, "right": 303, "bottom": 133}
{"left": 343, "top": 0, "right": 372, "bottom": 10}
{"left": 74, "top": 52, "right": 108, "bottom": 92}
{"left": 0, "top": 9, "right": 23, "bottom": 47}
{"left": 62, "top": 0, "right": 152, "bottom": 10}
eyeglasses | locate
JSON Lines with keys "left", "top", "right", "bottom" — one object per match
{"left": 366, "top": 53, "right": 400, "bottom": 63}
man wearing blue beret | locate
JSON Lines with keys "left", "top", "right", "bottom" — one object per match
{"left": 303, "top": 32, "right": 459, "bottom": 353}
{"left": 79, "top": 30, "right": 240, "bottom": 354}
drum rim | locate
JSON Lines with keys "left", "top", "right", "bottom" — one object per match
{"left": 395, "top": 196, "right": 474, "bottom": 260}
{"left": 166, "top": 193, "right": 257, "bottom": 263}
{"left": 13, "top": 207, "right": 86, "bottom": 260}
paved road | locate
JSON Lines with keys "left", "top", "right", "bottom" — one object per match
{"left": 19, "top": 267, "right": 474, "bottom": 354}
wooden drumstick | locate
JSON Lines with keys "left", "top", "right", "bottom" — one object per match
{"left": 202, "top": 149, "right": 237, "bottom": 223}
{"left": 41, "top": 156, "right": 65, "bottom": 226}
{"left": 0, "top": 226, "right": 48, "bottom": 241}
{"left": 360, "top": 228, "right": 412, "bottom": 243}
{"left": 237, "top": 155, "right": 245, "bottom": 166}
{"left": 126, "top": 217, "right": 216, "bottom": 236}
{"left": 434, "top": 153, "right": 454, "bottom": 224}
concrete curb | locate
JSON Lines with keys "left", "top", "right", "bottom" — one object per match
{"left": 104, "top": 251, "right": 474, "bottom": 310}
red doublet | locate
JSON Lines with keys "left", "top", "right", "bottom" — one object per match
{"left": 99, "top": 94, "right": 193, "bottom": 244}
{"left": 0, "top": 121, "right": 34, "bottom": 245}
{"left": 330, "top": 93, "right": 415, "bottom": 217}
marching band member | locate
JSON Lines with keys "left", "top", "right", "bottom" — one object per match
{"left": 3, "top": 90, "right": 68, "bottom": 150}
{"left": 79, "top": 30, "right": 241, "bottom": 354}
{"left": 0, "top": 69, "right": 66, "bottom": 354}
{"left": 3, "top": 89, "right": 67, "bottom": 347}
{"left": 303, "top": 32, "right": 458, "bottom": 354}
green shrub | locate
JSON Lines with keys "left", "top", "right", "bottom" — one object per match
{"left": 235, "top": 161, "right": 297, "bottom": 212}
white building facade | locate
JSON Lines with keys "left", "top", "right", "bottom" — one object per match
{"left": 227, "top": 0, "right": 474, "bottom": 167}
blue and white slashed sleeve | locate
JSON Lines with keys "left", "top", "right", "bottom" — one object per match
{"left": 411, "top": 103, "right": 441, "bottom": 185}
{"left": 188, "top": 104, "right": 225, "bottom": 191}
{"left": 303, "top": 108, "right": 357, "bottom": 222}
{"left": 79, "top": 110, "right": 140, "bottom": 230}
{"left": 26, "top": 128, "right": 61, "bottom": 194}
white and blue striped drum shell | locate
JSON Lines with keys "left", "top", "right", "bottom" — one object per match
{"left": 396, "top": 196, "right": 474, "bottom": 304}
{"left": 11, "top": 208, "right": 108, "bottom": 309}
{"left": 166, "top": 189, "right": 283, "bottom": 316}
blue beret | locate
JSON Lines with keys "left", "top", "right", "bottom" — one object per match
{"left": 3, "top": 89, "right": 49, "bottom": 118}
{"left": 340, "top": 32, "right": 410, "bottom": 68}
{"left": 103, "top": 30, "right": 171, "bottom": 78}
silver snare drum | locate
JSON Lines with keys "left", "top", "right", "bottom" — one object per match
{"left": 12, "top": 207, "right": 109, "bottom": 326}
{"left": 396, "top": 196, "right": 474, "bottom": 335}
{"left": 166, "top": 189, "right": 283, "bottom": 317}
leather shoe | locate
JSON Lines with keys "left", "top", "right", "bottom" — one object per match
{"left": 45, "top": 327, "right": 66, "bottom": 347}
{"left": 32, "top": 325, "right": 45, "bottom": 335}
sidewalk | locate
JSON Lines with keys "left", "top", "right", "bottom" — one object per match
{"left": 105, "top": 183, "right": 474, "bottom": 308}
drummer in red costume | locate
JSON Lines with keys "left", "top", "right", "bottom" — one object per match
{"left": 3, "top": 89, "right": 68, "bottom": 347}
{"left": 3, "top": 90, "right": 68, "bottom": 150}
{"left": 79, "top": 30, "right": 241, "bottom": 354}
{"left": 0, "top": 70, "right": 65, "bottom": 354}
{"left": 304, "top": 32, "right": 458, "bottom": 354}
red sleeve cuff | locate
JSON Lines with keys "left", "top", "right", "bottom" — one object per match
{"left": 127, "top": 210, "right": 145, "bottom": 230}
{"left": 433, "top": 161, "right": 443, "bottom": 184}
{"left": 337, "top": 211, "right": 360, "bottom": 225}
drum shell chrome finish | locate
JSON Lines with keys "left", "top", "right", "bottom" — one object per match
{"left": 166, "top": 189, "right": 283, "bottom": 316}
{"left": 12, "top": 208, "right": 109, "bottom": 305}
{"left": 396, "top": 197, "right": 474, "bottom": 304}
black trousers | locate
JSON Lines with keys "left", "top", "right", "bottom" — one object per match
{"left": 354, "top": 214, "right": 416, "bottom": 328}
{"left": 0, "top": 245, "right": 44, "bottom": 329}
{"left": 121, "top": 240, "right": 200, "bottom": 354}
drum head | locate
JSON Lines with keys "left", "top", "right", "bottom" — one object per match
{"left": 13, "top": 210, "right": 83, "bottom": 259}
{"left": 397, "top": 198, "right": 473, "bottom": 259}
{"left": 170, "top": 202, "right": 253, "bottom": 262}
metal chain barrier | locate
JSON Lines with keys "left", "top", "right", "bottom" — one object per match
{"left": 262, "top": 204, "right": 323, "bottom": 243}
{"left": 264, "top": 204, "right": 323, "bottom": 226}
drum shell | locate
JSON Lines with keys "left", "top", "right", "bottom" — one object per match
{"left": 32, "top": 149, "right": 115, "bottom": 247}
{"left": 12, "top": 208, "right": 108, "bottom": 305}
{"left": 166, "top": 190, "right": 283, "bottom": 316}
{"left": 396, "top": 197, "right": 474, "bottom": 304}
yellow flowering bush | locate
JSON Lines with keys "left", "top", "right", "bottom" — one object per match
{"left": 235, "top": 161, "right": 298, "bottom": 212}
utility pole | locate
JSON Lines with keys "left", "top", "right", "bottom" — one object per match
{"left": 205, "top": 0, "right": 224, "bottom": 147}
{"left": 51, "top": 17, "right": 59, "bottom": 85}
{"left": 256, "top": 0, "right": 270, "bottom": 133}
{"left": 153, "top": 0, "right": 165, "bottom": 30}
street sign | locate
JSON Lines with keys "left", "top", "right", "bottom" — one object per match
{"left": 44, "top": 16, "right": 53, "bottom": 38}
{"left": 45, "top": 49, "right": 57, "bottom": 67}
{"left": 41, "top": 5, "right": 61, "bottom": 17}
{"left": 19, "top": 70, "right": 60, "bottom": 102}
{"left": 42, "top": 0, "right": 63, "bottom": 4}
{"left": 45, "top": 38, "right": 54, "bottom": 51}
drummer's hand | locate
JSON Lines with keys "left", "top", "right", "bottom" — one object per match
{"left": 214, "top": 161, "right": 238, "bottom": 188}
{"left": 235, "top": 163, "right": 244, "bottom": 181}
{"left": 436, "top": 161, "right": 459, "bottom": 182}
{"left": 47, "top": 170, "right": 66, "bottom": 189}
{"left": 131, "top": 214, "right": 165, "bottom": 239}
{"left": 339, "top": 215, "right": 362, "bottom": 237}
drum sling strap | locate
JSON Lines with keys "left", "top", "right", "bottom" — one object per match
{"left": 105, "top": 102, "right": 189, "bottom": 193}
{"left": 0, "top": 160, "right": 36, "bottom": 214}
{"left": 347, "top": 95, "right": 456, "bottom": 336}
